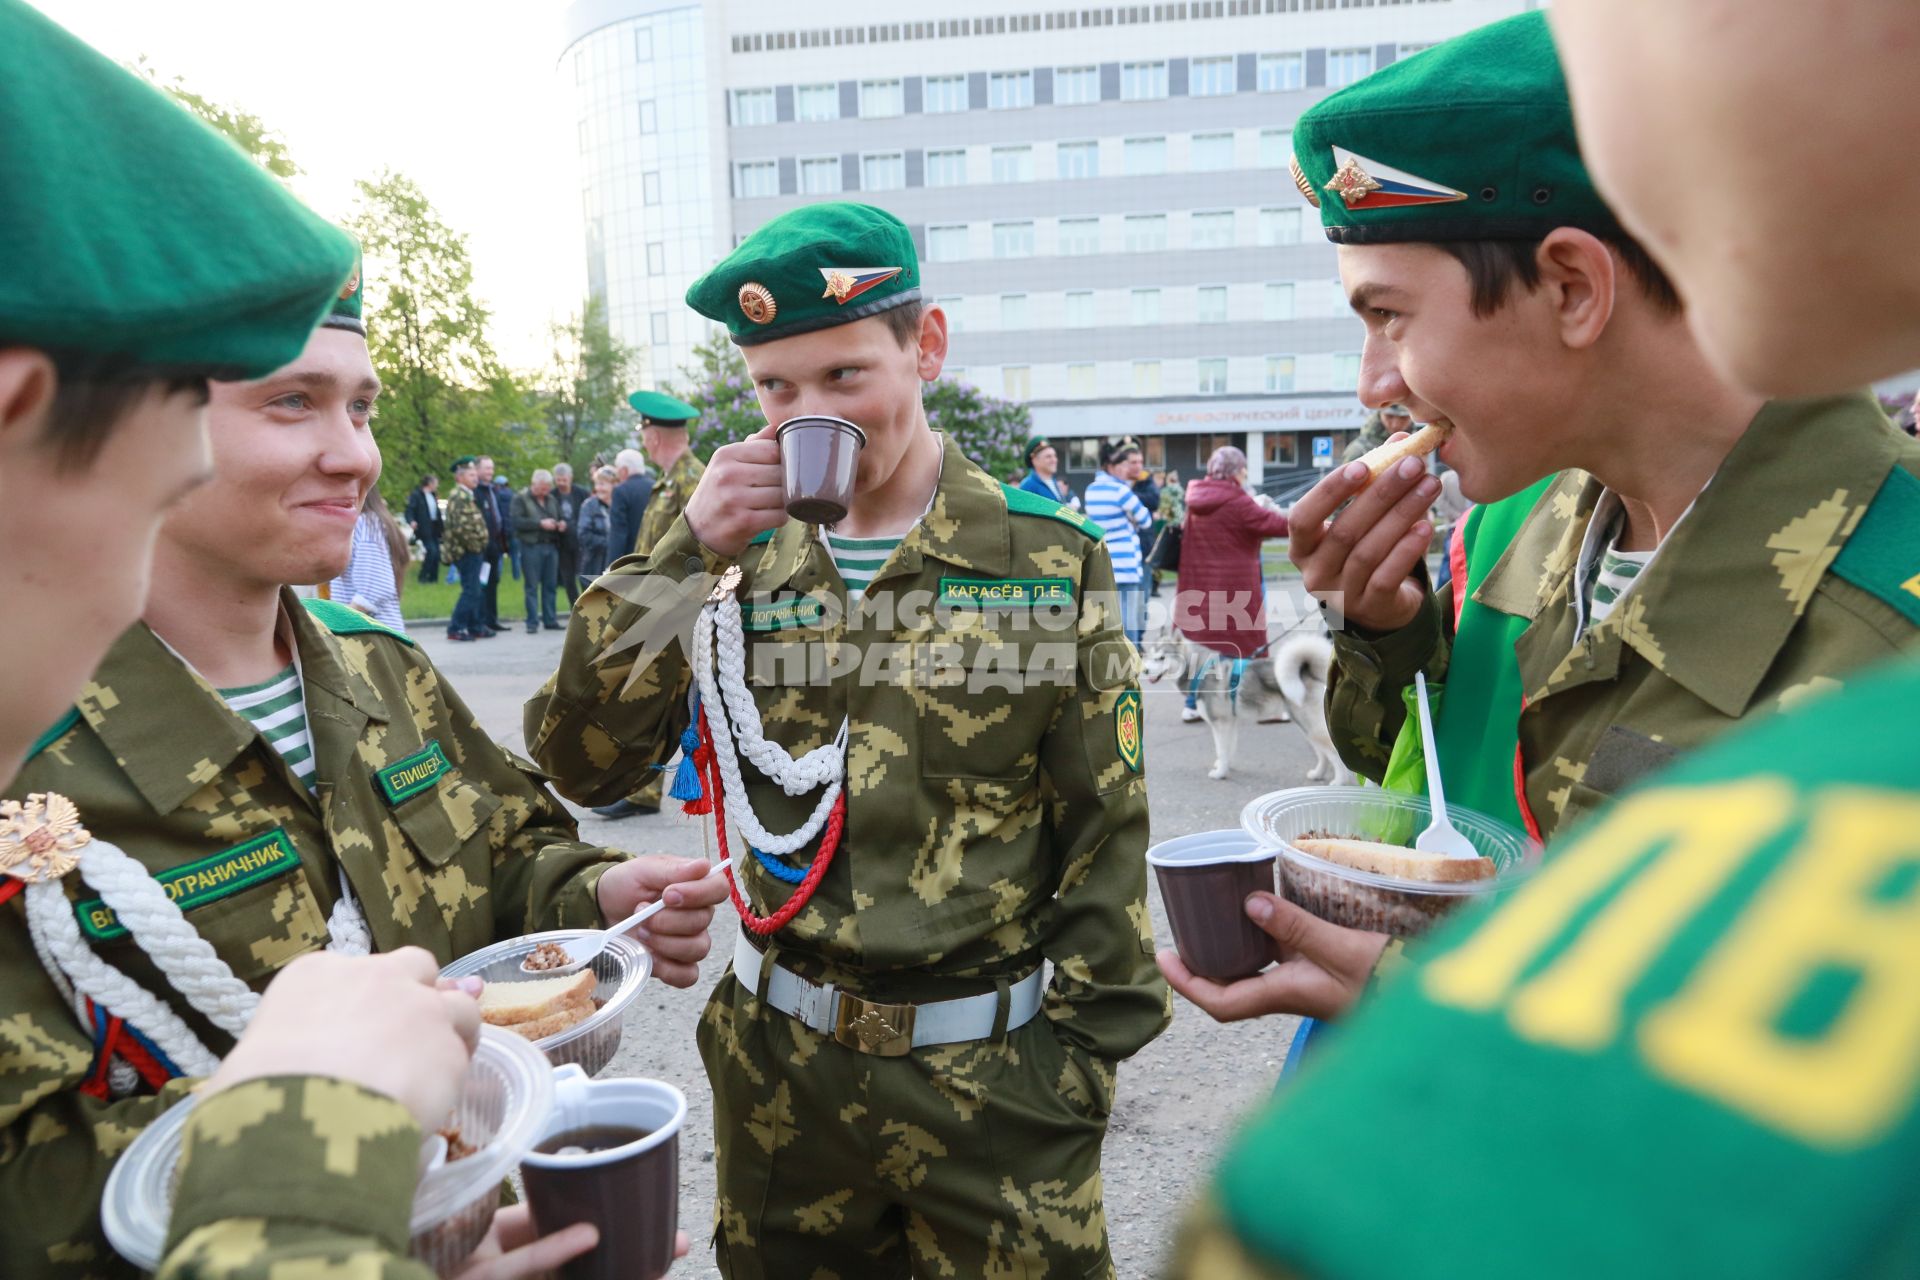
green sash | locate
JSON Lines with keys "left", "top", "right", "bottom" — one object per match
{"left": 1381, "top": 475, "right": 1557, "bottom": 836}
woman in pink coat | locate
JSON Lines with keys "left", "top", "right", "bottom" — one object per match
{"left": 1173, "top": 446, "right": 1290, "bottom": 662}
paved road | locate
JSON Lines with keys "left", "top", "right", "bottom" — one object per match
{"left": 426, "top": 582, "right": 1325, "bottom": 1277}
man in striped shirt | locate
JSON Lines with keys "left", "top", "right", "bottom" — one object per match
{"left": 1084, "top": 440, "right": 1155, "bottom": 646}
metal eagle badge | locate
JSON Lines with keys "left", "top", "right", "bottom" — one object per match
{"left": 0, "top": 793, "right": 90, "bottom": 883}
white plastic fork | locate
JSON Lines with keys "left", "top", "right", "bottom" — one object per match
{"left": 1412, "top": 672, "right": 1481, "bottom": 860}
{"left": 519, "top": 856, "right": 732, "bottom": 976}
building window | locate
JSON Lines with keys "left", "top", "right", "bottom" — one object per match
{"left": 862, "top": 152, "right": 906, "bottom": 191}
{"left": 647, "top": 243, "right": 665, "bottom": 274}
{"left": 928, "top": 225, "right": 969, "bottom": 262}
{"left": 1000, "top": 294, "right": 1029, "bottom": 329}
{"left": 796, "top": 83, "right": 838, "bottom": 121}
{"left": 859, "top": 79, "right": 904, "bottom": 118}
{"left": 1265, "top": 283, "right": 1296, "bottom": 321}
{"left": 1258, "top": 52, "right": 1303, "bottom": 91}
{"left": 1266, "top": 355, "right": 1297, "bottom": 393}
{"left": 650, "top": 311, "right": 669, "bottom": 343}
{"left": 577, "top": 119, "right": 589, "bottom": 153}
{"left": 800, "top": 156, "right": 841, "bottom": 194}
{"left": 1197, "top": 286, "right": 1228, "bottom": 323}
{"left": 1055, "top": 65, "right": 1099, "bottom": 104}
{"left": 1065, "top": 291, "right": 1096, "bottom": 327}
{"left": 988, "top": 70, "right": 1034, "bottom": 109}
{"left": 992, "top": 221, "right": 1035, "bottom": 258}
{"left": 1121, "top": 61, "right": 1169, "bottom": 100}
{"left": 735, "top": 161, "right": 778, "bottom": 198}
{"left": 1057, "top": 141, "right": 1099, "bottom": 180}
{"left": 1399, "top": 41, "right": 1437, "bottom": 57}
{"left": 1331, "top": 351, "right": 1362, "bottom": 391}
{"left": 1190, "top": 56, "right": 1236, "bottom": 96}
{"left": 925, "top": 149, "right": 967, "bottom": 186}
{"left": 573, "top": 50, "right": 585, "bottom": 84}
{"left": 936, "top": 296, "right": 965, "bottom": 331}
{"left": 1258, "top": 207, "right": 1302, "bottom": 246}
{"left": 1198, "top": 358, "right": 1228, "bottom": 395}
{"left": 1067, "top": 364, "right": 1097, "bottom": 398}
{"left": 924, "top": 74, "right": 969, "bottom": 112}
{"left": 1192, "top": 211, "right": 1235, "bottom": 249}
{"left": 635, "top": 27, "right": 653, "bottom": 61}
{"left": 731, "top": 89, "right": 775, "bottom": 126}
{"left": 642, "top": 172, "right": 662, "bottom": 205}
{"left": 1133, "top": 361, "right": 1163, "bottom": 396}
{"left": 1327, "top": 47, "right": 1374, "bottom": 88}
{"left": 1124, "top": 214, "right": 1168, "bottom": 252}
{"left": 637, "top": 100, "right": 657, "bottom": 133}
{"left": 947, "top": 366, "right": 968, "bottom": 383}
{"left": 1259, "top": 129, "right": 1292, "bottom": 169}
{"left": 990, "top": 146, "right": 1035, "bottom": 183}
{"left": 1004, "top": 366, "right": 1032, "bottom": 400}
{"left": 1124, "top": 136, "right": 1167, "bottom": 176}
{"left": 1131, "top": 288, "right": 1161, "bottom": 326}
{"left": 1192, "top": 132, "right": 1235, "bottom": 172}
{"left": 1059, "top": 217, "right": 1101, "bottom": 255}
{"left": 1264, "top": 433, "right": 1299, "bottom": 467}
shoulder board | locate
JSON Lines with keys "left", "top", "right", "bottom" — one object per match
{"left": 1831, "top": 465, "right": 1920, "bottom": 627}
{"left": 1002, "top": 484, "right": 1102, "bottom": 540}
{"left": 301, "top": 597, "right": 417, "bottom": 647}
{"left": 25, "top": 708, "right": 81, "bottom": 764}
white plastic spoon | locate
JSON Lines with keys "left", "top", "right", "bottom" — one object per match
{"left": 1412, "top": 672, "right": 1481, "bottom": 861}
{"left": 519, "top": 856, "right": 733, "bottom": 976}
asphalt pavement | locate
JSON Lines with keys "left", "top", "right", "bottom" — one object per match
{"left": 425, "top": 579, "right": 1325, "bottom": 1278}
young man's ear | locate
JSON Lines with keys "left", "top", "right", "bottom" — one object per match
{"left": 1535, "top": 228, "right": 1617, "bottom": 352}
{"left": 0, "top": 349, "right": 58, "bottom": 458}
{"left": 916, "top": 305, "right": 950, "bottom": 382}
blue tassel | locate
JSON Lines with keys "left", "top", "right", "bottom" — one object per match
{"left": 669, "top": 721, "right": 704, "bottom": 803}
{"left": 753, "top": 846, "right": 809, "bottom": 884}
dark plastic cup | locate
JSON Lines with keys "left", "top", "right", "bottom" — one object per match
{"left": 776, "top": 415, "right": 866, "bottom": 524}
{"left": 521, "top": 1065, "right": 686, "bottom": 1280}
{"left": 1148, "top": 829, "right": 1278, "bottom": 981}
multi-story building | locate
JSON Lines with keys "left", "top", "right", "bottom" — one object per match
{"left": 563, "top": 0, "right": 1538, "bottom": 487}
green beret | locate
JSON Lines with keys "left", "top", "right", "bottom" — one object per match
{"left": 628, "top": 389, "right": 698, "bottom": 424}
{"left": 0, "top": 0, "right": 355, "bottom": 379}
{"left": 451, "top": 455, "right": 477, "bottom": 470}
{"left": 1290, "top": 12, "right": 1617, "bottom": 245}
{"left": 686, "top": 202, "right": 920, "bottom": 346}
{"left": 1024, "top": 436, "right": 1053, "bottom": 464}
{"left": 320, "top": 251, "right": 365, "bottom": 337}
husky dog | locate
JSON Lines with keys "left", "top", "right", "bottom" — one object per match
{"left": 1142, "top": 628, "right": 1352, "bottom": 784}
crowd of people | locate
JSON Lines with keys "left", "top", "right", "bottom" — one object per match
{"left": 3, "top": 2, "right": 1919, "bottom": 1279}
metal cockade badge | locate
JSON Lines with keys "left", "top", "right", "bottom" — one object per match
{"left": 0, "top": 793, "right": 90, "bottom": 883}
{"left": 708, "top": 564, "right": 745, "bottom": 604}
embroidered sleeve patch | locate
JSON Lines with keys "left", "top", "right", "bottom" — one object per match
{"left": 75, "top": 828, "right": 300, "bottom": 941}
{"left": 375, "top": 740, "right": 451, "bottom": 804}
{"left": 938, "top": 577, "right": 1074, "bottom": 609}
{"left": 741, "top": 596, "right": 827, "bottom": 631}
{"left": 1116, "top": 689, "right": 1143, "bottom": 772}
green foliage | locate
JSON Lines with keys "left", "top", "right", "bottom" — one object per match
{"left": 542, "top": 296, "right": 640, "bottom": 474}
{"left": 133, "top": 58, "right": 300, "bottom": 178}
{"left": 670, "top": 332, "right": 763, "bottom": 463}
{"left": 924, "top": 375, "right": 1031, "bottom": 481}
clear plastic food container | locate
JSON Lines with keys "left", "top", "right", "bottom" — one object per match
{"left": 1241, "top": 786, "right": 1539, "bottom": 937}
{"left": 101, "top": 1025, "right": 555, "bottom": 1276}
{"left": 440, "top": 930, "right": 652, "bottom": 1077}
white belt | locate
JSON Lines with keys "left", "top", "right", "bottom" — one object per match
{"left": 731, "top": 932, "right": 1044, "bottom": 1057}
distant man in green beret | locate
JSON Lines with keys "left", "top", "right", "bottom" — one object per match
{"left": 528, "top": 201, "right": 1168, "bottom": 1279}
{"left": 3, "top": 257, "right": 728, "bottom": 1278}
{"left": 1169, "top": 9, "right": 1920, "bottom": 1278}
{"left": 1018, "top": 435, "right": 1076, "bottom": 507}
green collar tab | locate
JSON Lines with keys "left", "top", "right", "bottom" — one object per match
{"left": 742, "top": 595, "right": 827, "bottom": 631}
{"left": 302, "top": 597, "right": 415, "bottom": 647}
{"left": 75, "top": 828, "right": 300, "bottom": 942}
{"left": 1830, "top": 466, "right": 1920, "bottom": 627}
{"left": 375, "top": 740, "right": 450, "bottom": 804}
{"left": 938, "top": 577, "right": 1073, "bottom": 609}
{"left": 1001, "top": 483, "right": 1102, "bottom": 540}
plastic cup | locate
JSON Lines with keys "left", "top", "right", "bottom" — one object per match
{"left": 1147, "top": 829, "right": 1277, "bottom": 981}
{"left": 775, "top": 415, "right": 865, "bottom": 524}
{"left": 521, "top": 1064, "right": 687, "bottom": 1280}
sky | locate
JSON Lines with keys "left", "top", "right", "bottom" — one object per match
{"left": 34, "top": 0, "right": 586, "bottom": 370}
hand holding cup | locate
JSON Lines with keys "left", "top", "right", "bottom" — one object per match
{"left": 684, "top": 422, "right": 787, "bottom": 558}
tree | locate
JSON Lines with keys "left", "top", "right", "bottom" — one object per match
{"left": 543, "top": 297, "right": 640, "bottom": 474}
{"left": 671, "top": 332, "right": 763, "bottom": 463}
{"left": 132, "top": 58, "right": 300, "bottom": 178}
{"left": 922, "top": 376, "right": 1031, "bottom": 482}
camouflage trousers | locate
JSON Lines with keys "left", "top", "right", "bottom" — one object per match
{"left": 696, "top": 967, "right": 1117, "bottom": 1279}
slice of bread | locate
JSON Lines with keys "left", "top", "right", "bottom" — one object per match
{"left": 1294, "top": 836, "right": 1495, "bottom": 884}
{"left": 1356, "top": 423, "right": 1452, "bottom": 486}
{"left": 478, "top": 970, "right": 596, "bottom": 1026}
{"left": 499, "top": 996, "right": 596, "bottom": 1042}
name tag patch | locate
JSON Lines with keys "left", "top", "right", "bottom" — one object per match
{"left": 376, "top": 740, "right": 451, "bottom": 804}
{"left": 76, "top": 828, "right": 300, "bottom": 941}
{"left": 742, "top": 596, "right": 827, "bottom": 631}
{"left": 938, "top": 577, "right": 1073, "bottom": 609}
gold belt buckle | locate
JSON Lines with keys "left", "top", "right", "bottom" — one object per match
{"left": 833, "top": 993, "right": 917, "bottom": 1057}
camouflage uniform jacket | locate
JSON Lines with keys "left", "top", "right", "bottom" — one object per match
{"left": 441, "top": 482, "right": 488, "bottom": 561}
{"left": 1340, "top": 411, "right": 1392, "bottom": 464}
{"left": 1328, "top": 393, "right": 1920, "bottom": 839}
{"left": 634, "top": 448, "right": 704, "bottom": 559}
{"left": 526, "top": 432, "right": 1171, "bottom": 1066}
{"left": 2, "top": 593, "right": 623, "bottom": 1279}
{"left": 159, "top": 1076, "right": 432, "bottom": 1280}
